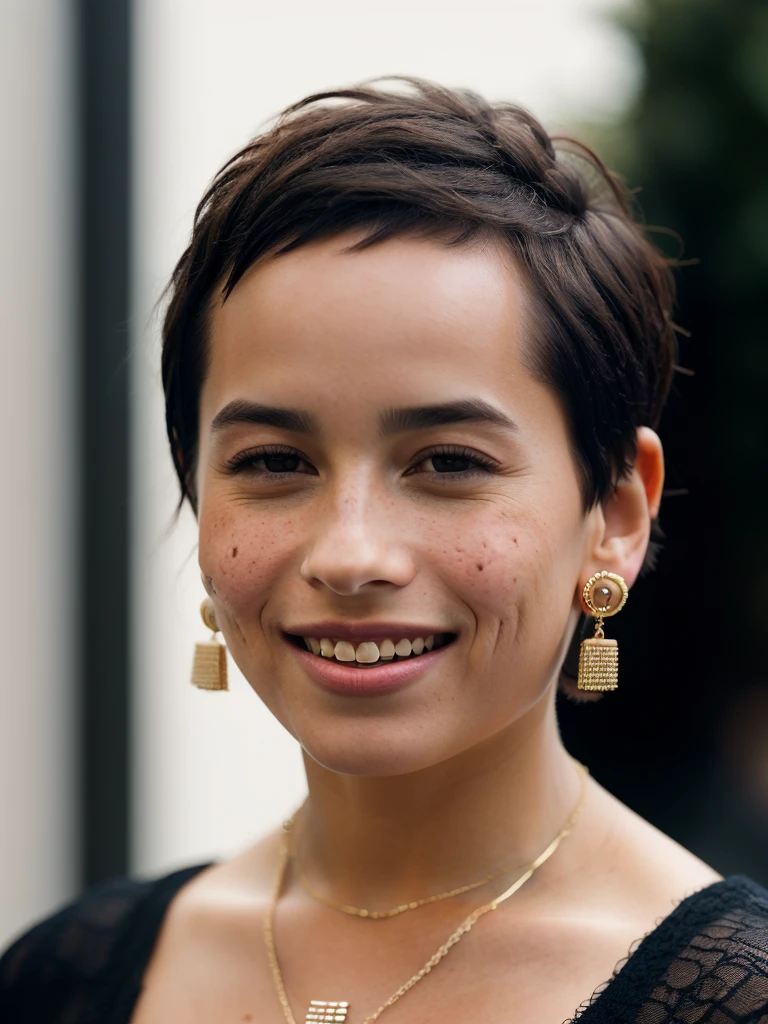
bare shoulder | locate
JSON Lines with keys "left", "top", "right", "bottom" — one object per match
{"left": 130, "top": 830, "right": 284, "bottom": 1021}
{"left": 581, "top": 777, "right": 722, "bottom": 918}
{"left": 158, "top": 827, "right": 283, "bottom": 929}
{"left": 138, "top": 827, "right": 282, "bottom": 970}
{"left": 493, "top": 775, "right": 724, "bottom": 1003}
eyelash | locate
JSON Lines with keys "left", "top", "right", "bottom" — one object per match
{"left": 406, "top": 444, "right": 498, "bottom": 477}
{"left": 225, "top": 444, "right": 316, "bottom": 477}
{"left": 225, "top": 444, "right": 499, "bottom": 478}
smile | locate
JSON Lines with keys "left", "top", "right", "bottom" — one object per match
{"left": 286, "top": 633, "right": 455, "bottom": 668}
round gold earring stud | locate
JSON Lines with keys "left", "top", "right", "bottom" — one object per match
{"left": 200, "top": 597, "right": 219, "bottom": 633}
{"left": 582, "top": 571, "right": 628, "bottom": 619}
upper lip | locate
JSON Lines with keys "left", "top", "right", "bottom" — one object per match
{"left": 284, "top": 622, "right": 453, "bottom": 641}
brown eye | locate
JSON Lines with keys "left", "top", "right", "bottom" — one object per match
{"left": 263, "top": 454, "right": 300, "bottom": 473}
{"left": 226, "top": 445, "right": 316, "bottom": 476}
{"left": 407, "top": 445, "right": 497, "bottom": 478}
{"left": 429, "top": 455, "right": 476, "bottom": 473}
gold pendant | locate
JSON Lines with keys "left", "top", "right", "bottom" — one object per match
{"left": 190, "top": 640, "right": 228, "bottom": 690}
{"left": 305, "top": 1000, "right": 349, "bottom": 1022}
{"left": 577, "top": 636, "right": 619, "bottom": 691}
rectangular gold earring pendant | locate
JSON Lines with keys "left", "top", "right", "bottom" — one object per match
{"left": 577, "top": 637, "right": 618, "bottom": 691}
{"left": 191, "top": 641, "right": 229, "bottom": 690}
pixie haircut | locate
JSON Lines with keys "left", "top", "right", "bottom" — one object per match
{"left": 162, "top": 76, "right": 677, "bottom": 531}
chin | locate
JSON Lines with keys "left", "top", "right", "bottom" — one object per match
{"left": 295, "top": 720, "right": 466, "bottom": 777}
{"left": 293, "top": 705, "right": 506, "bottom": 778}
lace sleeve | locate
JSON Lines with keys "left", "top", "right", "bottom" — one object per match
{"left": 573, "top": 876, "right": 768, "bottom": 1024}
{"left": 0, "top": 874, "right": 154, "bottom": 1024}
{"left": 632, "top": 898, "right": 768, "bottom": 1023}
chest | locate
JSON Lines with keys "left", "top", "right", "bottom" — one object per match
{"left": 128, "top": 909, "right": 631, "bottom": 1024}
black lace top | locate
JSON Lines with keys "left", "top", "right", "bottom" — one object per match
{"left": 2, "top": 867, "right": 768, "bottom": 1023}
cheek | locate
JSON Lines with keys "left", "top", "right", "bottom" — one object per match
{"left": 198, "top": 505, "right": 300, "bottom": 609}
{"left": 424, "top": 510, "right": 537, "bottom": 599}
{"left": 425, "top": 503, "right": 582, "bottom": 632}
{"left": 441, "top": 533, "right": 518, "bottom": 609}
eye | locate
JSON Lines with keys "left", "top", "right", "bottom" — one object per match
{"left": 408, "top": 445, "right": 498, "bottom": 476}
{"left": 427, "top": 454, "right": 479, "bottom": 473}
{"left": 226, "top": 445, "right": 316, "bottom": 476}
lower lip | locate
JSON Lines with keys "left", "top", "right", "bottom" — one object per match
{"left": 289, "top": 640, "right": 452, "bottom": 696}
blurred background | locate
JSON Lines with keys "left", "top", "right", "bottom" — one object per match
{"left": 2, "top": 0, "right": 766, "bottom": 947}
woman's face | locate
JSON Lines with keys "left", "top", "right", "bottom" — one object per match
{"left": 196, "top": 231, "right": 604, "bottom": 775}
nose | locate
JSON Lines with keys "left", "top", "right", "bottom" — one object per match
{"left": 299, "top": 487, "right": 416, "bottom": 597}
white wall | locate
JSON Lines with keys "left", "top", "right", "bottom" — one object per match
{"left": 0, "top": 1, "right": 76, "bottom": 945}
{"left": 131, "top": 0, "right": 641, "bottom": 876}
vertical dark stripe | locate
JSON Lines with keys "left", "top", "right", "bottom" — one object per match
{"left": 77, "top": 0, "right": 132, "bottom": 886}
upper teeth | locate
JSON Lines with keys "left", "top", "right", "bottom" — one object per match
{"left": 304, "top": 635, "right": 435, "bottom": 661}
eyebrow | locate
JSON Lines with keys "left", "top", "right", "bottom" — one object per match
{"left": 380, "top": 399, "right": 518, "bottom": 436}
{"left": 210, "top": 400, "right": 319, "bottom": 436}
{"left": 210, "top": 397, "right": 518, "bottom": 438}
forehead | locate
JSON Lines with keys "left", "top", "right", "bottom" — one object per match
{"left": 203, "top": 231, "right": 535, "bottom": 421}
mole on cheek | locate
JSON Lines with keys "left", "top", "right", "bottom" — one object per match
{"left": 476, "top": 563, "right": 484, "bottom": 572}
{"left": 232, "top": 547, "right": 238, "bottom": 558}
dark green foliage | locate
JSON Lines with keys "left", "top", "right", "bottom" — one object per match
{"left": 613, "top": 0, "right": 768, "bottom": 577}
{"left": 560, "top": 0, "right": 768, "bottom": 877}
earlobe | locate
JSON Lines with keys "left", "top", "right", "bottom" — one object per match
{"left": 583, "top": 427, "right": 665, "bottom": 591}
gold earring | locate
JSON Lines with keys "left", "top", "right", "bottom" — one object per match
{"left": 191, "top": 598, "right": 229, "bottom": 691}
{"left": 577, "top": 571, "right": 628, "bottom": 692}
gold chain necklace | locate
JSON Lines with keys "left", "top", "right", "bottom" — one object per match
{"left": 263, "top": 761, "right": 589, "bottom": 1024}
{"left": 292, "top": 827, "right": 532, "bottom": 920}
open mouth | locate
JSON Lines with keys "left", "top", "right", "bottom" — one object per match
{"left": 285, "top": 632, "right": 456, "bottom": 668}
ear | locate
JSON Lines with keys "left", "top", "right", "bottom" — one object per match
{"left": 582, "top": 426, "right": 665, "bottom": 591}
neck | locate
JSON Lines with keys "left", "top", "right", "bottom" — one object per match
{"left": 293, "top": 693, "right": 582, "bottom": 907}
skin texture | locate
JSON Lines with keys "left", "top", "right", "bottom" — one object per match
{"left": 131, "top": 231, "right": 719, "bottom": 1024}
{"left": 196, "top": 230, "right": 649, "bottom": 776}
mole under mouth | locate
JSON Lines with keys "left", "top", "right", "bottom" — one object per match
{"left": 285, "top": 632, "right": 456, "bottom": 667}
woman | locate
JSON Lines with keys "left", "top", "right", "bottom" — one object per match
{"left": 3, "top": 76, "right": 768, "bottom": 1024}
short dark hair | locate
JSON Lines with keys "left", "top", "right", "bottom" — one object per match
{"left": 162, "top": 76, "right": 678, "bottom": 543}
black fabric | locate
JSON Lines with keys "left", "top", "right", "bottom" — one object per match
{"left": 572, "top": 876, "right": 768, "bottom": 1023}
{"left": 2, "top": 868, "right": 768, "bottom": 1023}
{"left": 0, "top": 864, "right": 213, "bottom": 1024}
